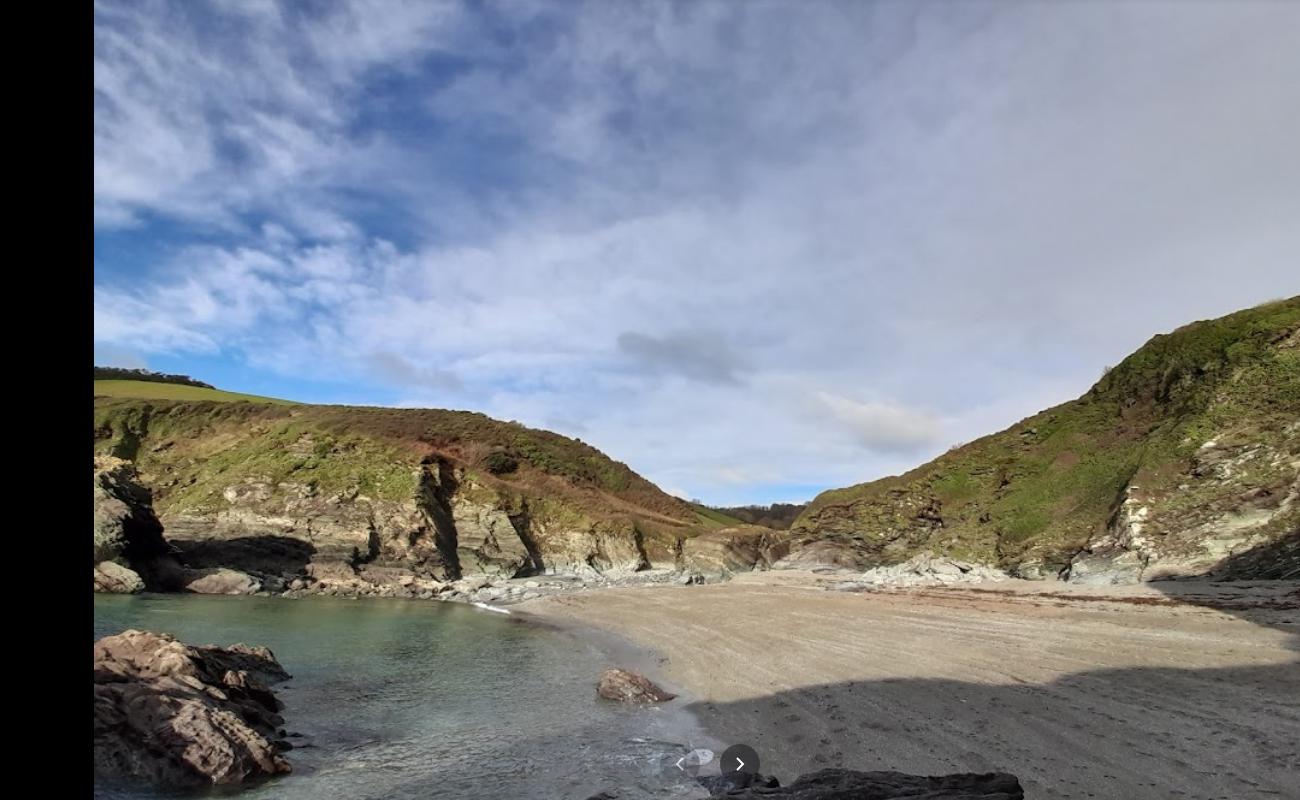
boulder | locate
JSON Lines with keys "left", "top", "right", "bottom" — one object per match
{"left": 94, "top": 561, "right": 145, "bottom": 594}
{"left": 451, "top": 576, "right": 493, "bottom": 594}
{"left": 93, "top": 630, "right": 291, "bottom": 788}
{"left": 716, "top": 768, "right": 1023, "bottom": 799}
{"left": 596, "top": 668, "right": 677, "bottom": 703}
{"left": 184, "top": 568, "right": 262, "bottom": 595}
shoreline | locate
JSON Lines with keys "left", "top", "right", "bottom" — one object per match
{"left": 513, "top": 591, "right": 729, "bottom": 778}
{"left": 93, "top": 590, "right": 719, "bottom": 799}
{"left": 518, "top": 572, "right": 1300, "bottom": 799}
{"left": 94, "top": 575, "right": 1300, "bottom": 797}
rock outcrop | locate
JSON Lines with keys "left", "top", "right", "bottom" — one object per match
{"left": 93, "top": 629, "right": 292, "bottom": 788}
{"left": 712, "top": 768, "right": 1024, "bottom": 799}
{"left": 94, "top": 457, "right": 182, "bottom": 592}
{"left": 1066, "top": 442, "right": 1300, "bottom": 584}
{"left": 851, "top": 552, "right": 1009, "bottom": 587}
{"left": 93, "top": 397, "right": 719, "bottom": 588}
{"left": 771, "top": 534, "right": 878, "bottom": 572}
{"left": 596, "top": 668, "right": 677, "bottom": 703}
{"left": 683, "top": 527, "right": 790, "bottom": 575}
{"left": 790, "top": 298, "right": 1300, "bottom": 583}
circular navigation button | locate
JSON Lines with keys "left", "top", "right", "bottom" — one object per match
{"left": 719, "top": 744, "right": 759, "bottom": 776}
{"left": 670, "top": 747, "right": 714, "bottom": 778}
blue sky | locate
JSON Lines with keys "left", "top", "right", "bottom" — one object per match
{"left": 94, "top": 0, "right": 1300, "bottom": 506}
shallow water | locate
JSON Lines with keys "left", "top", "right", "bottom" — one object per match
{"left": 94, "top": 593, "right": 715, "bottom": 799}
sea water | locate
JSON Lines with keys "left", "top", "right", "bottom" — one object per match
{"left": 94, "top": 594, "right": 715, "bottom": 799}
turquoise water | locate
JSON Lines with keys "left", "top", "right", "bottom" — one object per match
{"left": 94, "top": 594, "right": 714, "bottom": 799}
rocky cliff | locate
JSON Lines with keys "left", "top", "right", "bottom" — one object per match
{"left": 789, "top": 297, "right": 1300, "bottom": 583}
{"left": 94, "top": 456, "right": 187, "bottom": 592}
{"left": 93, "top": 396, "right": 763, "bottom": 592}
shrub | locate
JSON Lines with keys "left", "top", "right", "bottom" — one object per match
{"left": 483, "top": 450, "right": 519, "bottom": 475}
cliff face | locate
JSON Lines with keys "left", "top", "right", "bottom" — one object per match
{"left": 93, "top": 456, "right": 187, "bottom": 593}
{"left": 93, "top": 399, "right": 709, "bottom": 589}
{"left": 790, "top": 298, "right": 1300, "bottom": 582}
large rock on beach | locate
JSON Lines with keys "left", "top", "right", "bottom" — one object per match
{"left": 93, "top": 629, "right": 292, "bottom": 788}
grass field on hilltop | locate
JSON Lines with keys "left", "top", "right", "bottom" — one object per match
{"left": 692, "top": 503, "right": 748, "bottom": 528}
{"left": 93, "top": 379, "right": 297, "bottom": 405}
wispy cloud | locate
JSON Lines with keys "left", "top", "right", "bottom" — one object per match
{"left": 94, "top": 0, "right": 1300, "bottom": 504}
{"left": 812, "top": 392, "right": 942, "bottom": 454}
{"left": 93, "top": 0, "right": 468, "bottom": 234}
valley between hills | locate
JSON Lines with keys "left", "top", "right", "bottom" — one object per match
{"left": 94, "top": 298, "right": 1299, "bottom": 799}
{"left": 96, "top": 296, "right": 1298, "bottom": 601}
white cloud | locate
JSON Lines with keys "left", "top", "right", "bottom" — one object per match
{"left": 94, "top": 1, "right": 1300, "bottom": 504}
{"left": 812, "top": 392, "right": 942, "bottom": 454}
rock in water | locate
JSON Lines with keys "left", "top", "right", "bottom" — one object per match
{"left": 596, "top": 668, "right": 677, "bottom": 703}
{"left": 717, "top": 768, "right": 1024, "bottom": 799}
{"left": 94, "top": 629, "right": 292, "bottom": 788}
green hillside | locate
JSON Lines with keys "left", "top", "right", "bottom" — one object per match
{"left": 93, "top": 394, "right": 698, "bottom": 531}
{"left": 792, "top": 297, "right": 1300, "bottom": 579}
{"left": 692, "top": 503, "right": 748, "bottom": 529}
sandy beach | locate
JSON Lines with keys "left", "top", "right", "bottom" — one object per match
{"left": 519, "top": 572, "right": 1300, "bottom": 800}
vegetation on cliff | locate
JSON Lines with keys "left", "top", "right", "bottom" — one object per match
{"left": 792, "top": 297, "right": 1300, "bottom": 578}
{"left": 93, "top": 386, "right": 704, "bottom": 571}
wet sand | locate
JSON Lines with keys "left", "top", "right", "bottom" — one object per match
{"left": 519, "top": 572, "right": 1300, "bottom": 800}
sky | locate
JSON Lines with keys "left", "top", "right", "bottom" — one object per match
{"left": 94, "top": 0, "right": 1300, "bottom": 506}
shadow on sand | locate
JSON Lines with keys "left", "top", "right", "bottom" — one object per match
{"left": 686, "top": 535, "right": 1299, "bottom": 799}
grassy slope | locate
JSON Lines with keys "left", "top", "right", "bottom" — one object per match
{"left": 692, "top": 503, "right": 749, "bottom": 529}
{"left": 93, "top": 394, "right": 700, "bottom": 546}
{"left": 792, "top": 297, "right": 1300, "bottom": 573}
{"left": 95, "top": 380, "right": 296, "bottom": 404}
